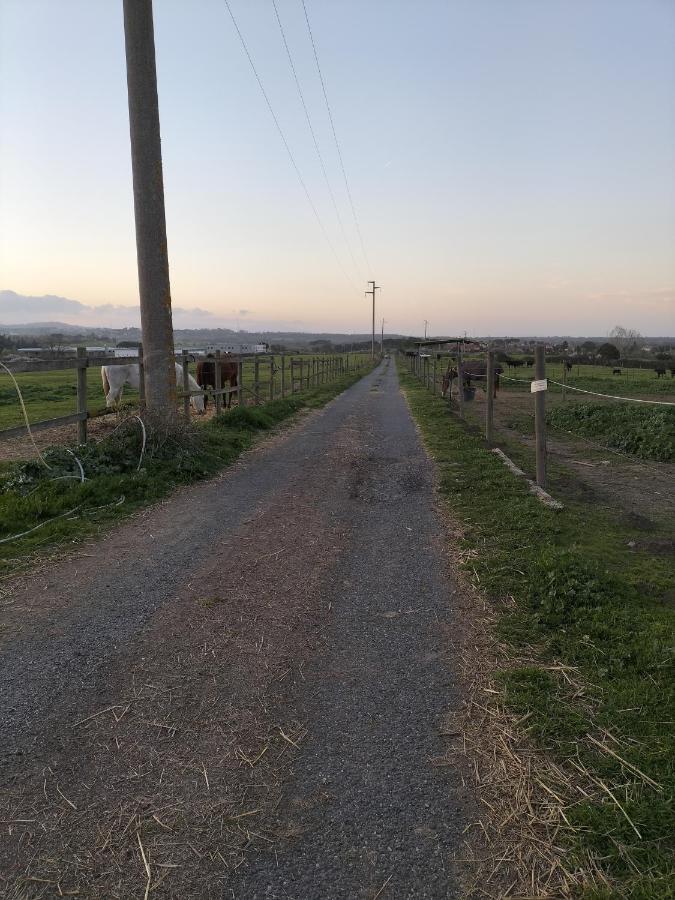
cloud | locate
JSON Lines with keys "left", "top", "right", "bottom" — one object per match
{"left": 238, "top": 309, "right": 252, "bottom": 316}
{"left": 585, "top": 288, "right": 674, "bottom": 308}
{"left": 0, "top": 291, "right": 222, "bottom": 327}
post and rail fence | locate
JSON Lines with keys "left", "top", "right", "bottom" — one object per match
{"left": 0, "top": 352, "right": 371, "bottom": 448}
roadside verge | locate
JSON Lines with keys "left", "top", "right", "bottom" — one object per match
{"left": 399, "top": 364, "right": 674, "bottom": 899}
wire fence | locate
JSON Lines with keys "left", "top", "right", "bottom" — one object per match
{"left": 403, "top": 348, "right": 674, "bottom": 518}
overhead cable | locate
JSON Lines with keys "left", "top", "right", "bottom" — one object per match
{"left": 272, "top": 0, "right": 364, "bottom": 281}
{"left": 224, "top": 0, "right": 359, "bottom": 293}
{"left": 301, "top": 0, "right": 372, "bottom": 274}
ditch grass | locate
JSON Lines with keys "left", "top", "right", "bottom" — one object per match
{"left": 399, "top": 367, "right": 674, "bottom": 898}
{"left": 0, "top": 366, "right": 373, "bottom": 576}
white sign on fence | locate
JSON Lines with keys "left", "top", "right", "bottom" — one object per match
{"left": 530, "top": 379, "right": 548, "bottom": 393}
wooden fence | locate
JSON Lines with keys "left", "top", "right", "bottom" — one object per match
{"left": 0, "top": 350, "right": 370, "bottom": 445}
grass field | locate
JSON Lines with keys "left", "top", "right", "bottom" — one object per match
{"left": 399, "top": 360, "right": 675, "bottom": 897}
{"left": 0, "top": 353, "right": 370, "bottom": 432}
{"left": 417, "top": 356, "right": 675, "bottom": 463}
{"left": 427, "top": 356, "right": 675, "bottom": 396}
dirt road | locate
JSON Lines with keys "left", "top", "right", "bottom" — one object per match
{"left": 0, "top": 360, "right": 470, "bottom": 899}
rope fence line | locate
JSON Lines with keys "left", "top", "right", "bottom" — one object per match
{"left": 547, "top": 380, "right": 675, "bottom": 406}
{"left": 405, "top": 347, "right": 674, "bottom": 494}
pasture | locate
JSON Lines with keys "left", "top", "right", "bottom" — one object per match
{"left": 0, "top": 352, "right": 367, "bottom": 436}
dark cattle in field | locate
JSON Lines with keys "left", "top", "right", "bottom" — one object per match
{"left": 654, "top": 366, "right": 666, "bottom": 378}
{"left": 564, "top": 361, "right": 573, "bottom": 372}
{"left": 196, "top": 356, "right": 239, "bottom": 409}
{"left": 612, "top": 368, "right": 622, "bottom": 375}
{"left": 670, "top": 367, "right": 675, "bottom": 377}
{"left": 524, "top": 357, "right": 535, "bottom": 367}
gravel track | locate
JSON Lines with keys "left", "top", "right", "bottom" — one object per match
{"left": 0, "top": 359, "right": 470, "bottom": 899}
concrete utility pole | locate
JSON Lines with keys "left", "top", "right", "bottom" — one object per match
{"left": 365, "top": 281, "right": 380, "bottom": 359}
{"left": 123, "top": 0, "right": 176, "bottom": 416}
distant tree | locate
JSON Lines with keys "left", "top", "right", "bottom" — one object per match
{"left": 581, "top": 340, "right": 597, "bottom": 353}
{"left": 598, "top": 342, "right": 620, "bottom": 361}
{"left": 0, "top": 333, "right": 17, "bottom": 353}
{"left": 609, "top": 325, "right": 642, "bottom": 353}
{"left": 655, "top": 351, "right": 672, "bottom": 361}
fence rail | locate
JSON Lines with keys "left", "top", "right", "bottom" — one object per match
{"left": 0, "top": 351, "right": 370, "bottom": 446}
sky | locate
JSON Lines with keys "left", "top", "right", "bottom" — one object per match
{"left": 1, "top": 0, "right": 674, "bottom": 336}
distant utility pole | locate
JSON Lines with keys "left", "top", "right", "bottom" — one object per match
{"left": 424, "top": 320, "right": 429, "bottom": 340}
{"left": 365, "top": 281, "right": 380, "bottom": 359}
{"left": 123, "top": 0, "right": 176, "bottom": 417}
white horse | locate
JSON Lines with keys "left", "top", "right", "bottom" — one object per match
{"left": 101, "top": 363, "right": 205, "bottom": 413}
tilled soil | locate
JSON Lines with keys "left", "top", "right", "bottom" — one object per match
{"left": 0, "top": 360, "right": 470, "bottom": 899}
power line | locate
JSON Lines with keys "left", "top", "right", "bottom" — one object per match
{"left": 271, "top": 0, "right": 364, "bottom": 283}
{"left": 301, "top": 0, "right": 372, "bottom": 275}
{"left": 223, "top": 0, "right": 358, "bottom": 293}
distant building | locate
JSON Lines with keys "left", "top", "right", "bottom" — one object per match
{"left": 191, "top": 342, "right": 269, "bottom": 355}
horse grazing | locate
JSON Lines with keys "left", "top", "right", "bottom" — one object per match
{"left": 612, "top": 368, "right": 622, "bottom": 375}
{"left": 101, "top": 362, "right": 205, "bottom": 413}
{"left": 196, "top": 356, "right": 239, "bottom": 410}
{"left": 441, "top": 360, "right": 502, "bottom": 398}
{"left": 564, "top": 360, "right": 573, "bottom": 372}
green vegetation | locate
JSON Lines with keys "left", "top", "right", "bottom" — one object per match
{"left": 547, "top": 402, "right": 675, "bottom": 462}
{"left": 0, "top": 365, "right": 373, "bottom": 574}
{"left": 398, "top": 364, "right": 674, "bottom": 896}
{"left": 430, "top": 355, "right": 675, "bottom": 396}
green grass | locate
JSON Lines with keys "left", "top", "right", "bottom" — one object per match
{"left": 502, "top": 361, "right": 675, "bottom": 397}
{"left": 0, "top": 353, "right": 371, "bottom": 431}
{"left": 547, "top": 402, "right": 675, "bottom": 462}
{"left": 429, "top": 355, "right": 675, "bottom": 397}
{"left": 398, "top": 362, "right": 675, "bottom": 897}
{"left": 0, "top": 363, "right": 374, "bottom": 575}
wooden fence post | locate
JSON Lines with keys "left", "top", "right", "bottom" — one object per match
{"left": 237, "top": 358, "right": 243, "bottom": 407}
{"left": 281, "top": 354, "right": 286, "bottom": 397}
{"left": 457, "top": 342, "right": 464, "bottom": 418}
{"left": 432, "top": 357, "right": 437, "bottom": 394}
{"left": 254, "top": 357, "right": 260, "bottom": 404}
{"left": 138, "top": 345, "right": 146, "bottom": 410}
{"left": 215, "top": 349, "right": 223, "bottom": 416}
{"left": 534, "top": 344, "right": 547, "bottom": 487}
{"left": 76, "top": 347, "right": 88, "bottom": 444}
{"left": 182, "top": 350, "right": 191, "bottom": 421}
{"left": 270, "top": 356, "right": 275, "bottom": 400}
{"left": 486, "top": 348, "right": 495, "bottom": 444}
{"left": 562, "top": 358, "right": 567, "bottom": 402}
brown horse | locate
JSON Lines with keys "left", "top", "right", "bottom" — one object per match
{"left": 441, "top": 360, "right": 502, "bottom": 398}
{"left": 196, "top": 356, "right": 239, "bottom": 409}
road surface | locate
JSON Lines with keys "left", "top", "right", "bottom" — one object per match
{"left": 0, "top": 359, "right": 471, "bottom": 899}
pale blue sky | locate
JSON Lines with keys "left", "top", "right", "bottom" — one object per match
{"left": 1, "top": 0, "right": 674, "bottom": 335}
